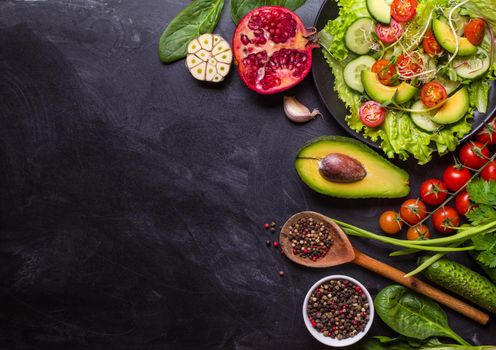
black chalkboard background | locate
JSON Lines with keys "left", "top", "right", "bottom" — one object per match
{"left": 0, "top": 0, "right": 494, "bottom": 349}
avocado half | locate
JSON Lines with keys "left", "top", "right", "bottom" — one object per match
{"left": 295, "top": 136, "right": 410, "bottom": 199}
{"left": 432, "top": 18, "right": 477, "bottom": 56}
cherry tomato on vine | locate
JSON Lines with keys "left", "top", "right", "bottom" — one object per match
{"left": 464, "top": 18, "right": 485, "bottom": 46}
{"left": 396, "top": 52, "right": 424, "bottom": 78}
{"left": 375, "top": 19, "right": 404, "bottom": 44}
{"left": 475, "top": 118, "right": 496, "bottom": 145}
{"left": 406, "top": 224, "right": 430, "bottom": 240}
{"left": 379, "top": 211, "right": 403, "bottom": 235}
{"left": 432, "top": 206, "right": 460, "bottom": 234}
{"left": 459, "top": 141, "right": 490, "bottom": 169}
{"left": 420, "top": 82, "right": 447, "bottom": 108}
{"left": 422, "top": 29, "right": 444, "bottom": 56}
{"left": 443, "top": 165, "right": 471, "bottom": 192}
{"left": 400, "top": 198, "right": 427, "bottom": 225}
{"left": 359, "top": 101, "right": 386, "bottom": 127}
{"left": 481, "top": 161, "right": 496, "bottom": 182}
{"left": 419, "top": 178, "right": 447, "bottom": 205}
{"left": 455, "top": 190, "right": 472, "bottom": 216}
{"left": 372, "top": 59, "right": 397, "bottom": 86}
{"left": 391, "top": 0, "right": 417, "bottom": 23}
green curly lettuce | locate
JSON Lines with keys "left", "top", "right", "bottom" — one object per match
{"left": 320, "top": 0, "right": 487, "bottom": 165}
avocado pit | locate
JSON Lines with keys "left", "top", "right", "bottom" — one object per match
{"left": 319, "top": 153, "right": 367, "bottom": 183}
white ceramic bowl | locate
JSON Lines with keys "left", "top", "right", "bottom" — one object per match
{"left": 302, "top": 275, "right": 374, "bottom": 347}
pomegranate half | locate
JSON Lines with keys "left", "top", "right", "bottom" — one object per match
{"left": 232, "top": 6, "right": 318, "bottom": 94}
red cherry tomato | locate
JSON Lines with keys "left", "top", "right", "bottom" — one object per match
{"left": 459, "top": 141, "right": 490, "bottom": 169}
{"left": 419, "top": 178, "right": 447, "bottom": 206}
{"left": 359, "top": 101, "right": 386, "bottom": 127}
{"left": 475, "top": 118, "right": 496, "bottom": 145}
{"left": 391, "top": 0, "right": 417, "bottom": 23}
{"left": 372, "top": 59, "right": 397, "bottom": 86}
{"left": 443, "top": 165, "right": 472, "bottom": 192}
{"left": 379, "top": 211, "right": 403, "bottom": 235}
{"left": 420, "top": 82, "right": 447, "bottom": 108}
{"left": 432, "top": 206, "right": 460, "bottom": 234}
{"left": 481, "top": 161, "right": 496, "bottom": 182}
{"left": 464, "top": 18, "right": 485, "bottom": 46}
{"left": 422, "top": 29, "right": 444, "bottom": 56}
{"left": 455, "top": 190, "right": 472, "bottom": 216}
{"left": 375, "top": 19, "right": 404, "bottom": 44}
{"left": 400, "top": 198, "right": 427, "bottom": 225}
{"left": 397, "top": 52, "right": 424, "bottom": 78}
{"left": 406, "top": 224, "right": 430, "bottom": 240}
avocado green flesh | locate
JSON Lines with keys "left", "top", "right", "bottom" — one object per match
{"left": 366, "top": 0, "right": 390, "bottom": 24}
{"left": 431, "top": 87, "right": 469, "bottom": 124}
{"left": 432, "top": 18, "right": 477, "bottom": 56}
{"left": 295, "top": 136, "right": 410, "bottom": 199}
{"left": 361, "top": 70, "right": 417, "bottom": 104}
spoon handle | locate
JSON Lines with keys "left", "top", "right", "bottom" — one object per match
{"left": 352, "top": 248, "right": 490, "bottom": 325}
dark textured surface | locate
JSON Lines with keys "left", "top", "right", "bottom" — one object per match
{"left": 0, "top": 0, "right": 493, "bottom": 349}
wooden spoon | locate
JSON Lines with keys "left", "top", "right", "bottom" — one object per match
{"left": 280, "top": 211, "right": 490, "bottom": 325}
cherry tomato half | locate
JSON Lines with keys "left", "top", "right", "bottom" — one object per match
{"left": 406, "top": 224, "right": 430, "bottom": 240}
{"left": 359, "top": 101, "right": 386, "bottom": 127}
{"left": 396, "top": 52, "right": 424, "bottom": 79}
{"left": 432, "top": 206, "right": 460, "bottom": 234}
{"left": 464, "top": 18, "right": 485, "bottom": 46}
{"left": 375, "top": 19, "right": 404, "bottom": 44}
{"left": 419, "top": 178, "right": 447, "bottom": 206}
{"left": 420, "top": 82, "right": 447, "bottom": 108}
{"left": 379, "top": 211, "right": 403, "bottom": 235}
{"left": 372, "top": 59, "right": 397, "bottom": 86}
{"left": 443, "top": 165, "right": 472, "bottom": 192}
{"left": 475, "top": 117, "right": 496, "bottom": 145}
{"left": 422, "top": 29, "right": 444, "bottom": 56}
{"left": 455, "top": 190, "right": 472, "bottom": 216}
{"left": 391, "top": 0, "right": 417, "bottom": 23}
{"left": 459, "top": 141, "right": 490, "bottom": 169}
{"left": 481, "top": 160, "right": 496, "bottom": 182}
{"left": 400, "top": 198, "right": 427, "bottom": 225}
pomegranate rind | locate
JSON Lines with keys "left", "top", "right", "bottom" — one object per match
{"left": 232, "top": 6, "right": 315, "bottom": 95}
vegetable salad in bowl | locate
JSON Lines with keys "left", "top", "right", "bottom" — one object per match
{"left": 320, "top": 0, "right": 496, "bottom": 164}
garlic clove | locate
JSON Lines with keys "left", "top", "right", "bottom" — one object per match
{"left": 187, "top": 38, "right": 201, "bottom": 54}
{"left": 198, "top": 33, "right": 214, "bottom": 51}
{"left": 205, "top": 63, "right": 217, "bottom": 81}
{"left": 195, "top": 49, "right": 210, "bottom": 62}
{"left": 190, "top": 61, "right": 207, "bottom": 81}
{"left": 186, "top": 54, "right": 202, "bottom": 69}
{"left": 283, "top": 96, "right": 322, "bottom": 123}
{"left": 215, "top": 49, "right": 232, "bottom": 64}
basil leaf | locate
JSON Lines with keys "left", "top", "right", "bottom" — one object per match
{"left": 374, "top": 285, "right": 469, "bottom": 346}
{"left": 159, "top": 0, "right": 224, "bottom": 63}
{"left": 230, "top": 0, "right": 306, "bottom": 24}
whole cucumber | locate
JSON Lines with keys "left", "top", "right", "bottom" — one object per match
{"left": 470, "top": 250, "right": 496, "bottom": 284}
{"left": 419, "top": 256, "right": 496, "bottom": 314}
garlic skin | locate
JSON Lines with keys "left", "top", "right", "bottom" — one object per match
{"left": 186, "top": 34, "right": 232, "bottom": 82}
{"left": 284, "top": 96, "right": 322, "bottom": 123}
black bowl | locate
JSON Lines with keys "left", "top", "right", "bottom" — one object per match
{"left": 312, "top": 0, "right": 496, "bottom": 149}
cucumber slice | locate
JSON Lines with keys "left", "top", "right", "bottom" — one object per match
{"left": 453, "top": 48, "right": 490, "bottom": 80}
{"left": 436, "top": 76, "right": 460, "bottom": 95}
{"left": 344, "top": 56, "right": 376, "bottom": 92}
{"left": 345, "top": 18, "right": 375, "bottom": 55}
{"left": 366, "top": 0, "right": 390, "bottom": 24}
{"left": 410, "top": 101, "right": 441, "bottom": 132}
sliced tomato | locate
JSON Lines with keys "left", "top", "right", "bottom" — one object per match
{"left": 420, "top": 82, "right": 447, "bottom": 108}
{"left": 391, "top": 0, "right": 417, "bottom": 23}
{"left": 396, "top": 52, "right": 424, "bottom": 79}
{"left": 375, "top": 19, "right": 404, "bottom": 45}
{"left": 464, "top": 18, "right": 485, "bottom": 46}
{"left": 422, "top": 29, "right": 444, "bottom": 56}
{"left": 359, "top": 101, "right": 386, "bottom": 127}
{"left": 372, "top": 59, "right": 397, "bottom": 86}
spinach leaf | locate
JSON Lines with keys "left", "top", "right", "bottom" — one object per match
{"left": 374, "top": 285, "right": 469, "bottom": 346}
{"left": 158, "top": 0, "right": 224, "bottom": 63}
{"left": 358, "top": 336, "right": 495, "bottom": 349}
{"left": 230, "top": 0, "right": 306, "bottom": 24}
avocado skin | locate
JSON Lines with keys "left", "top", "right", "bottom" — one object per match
{"left": 420, "top": 256, "right": 496, "bottom": 313}
{"left": 295, "top": 136, "right": 410, "bottom": 199}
